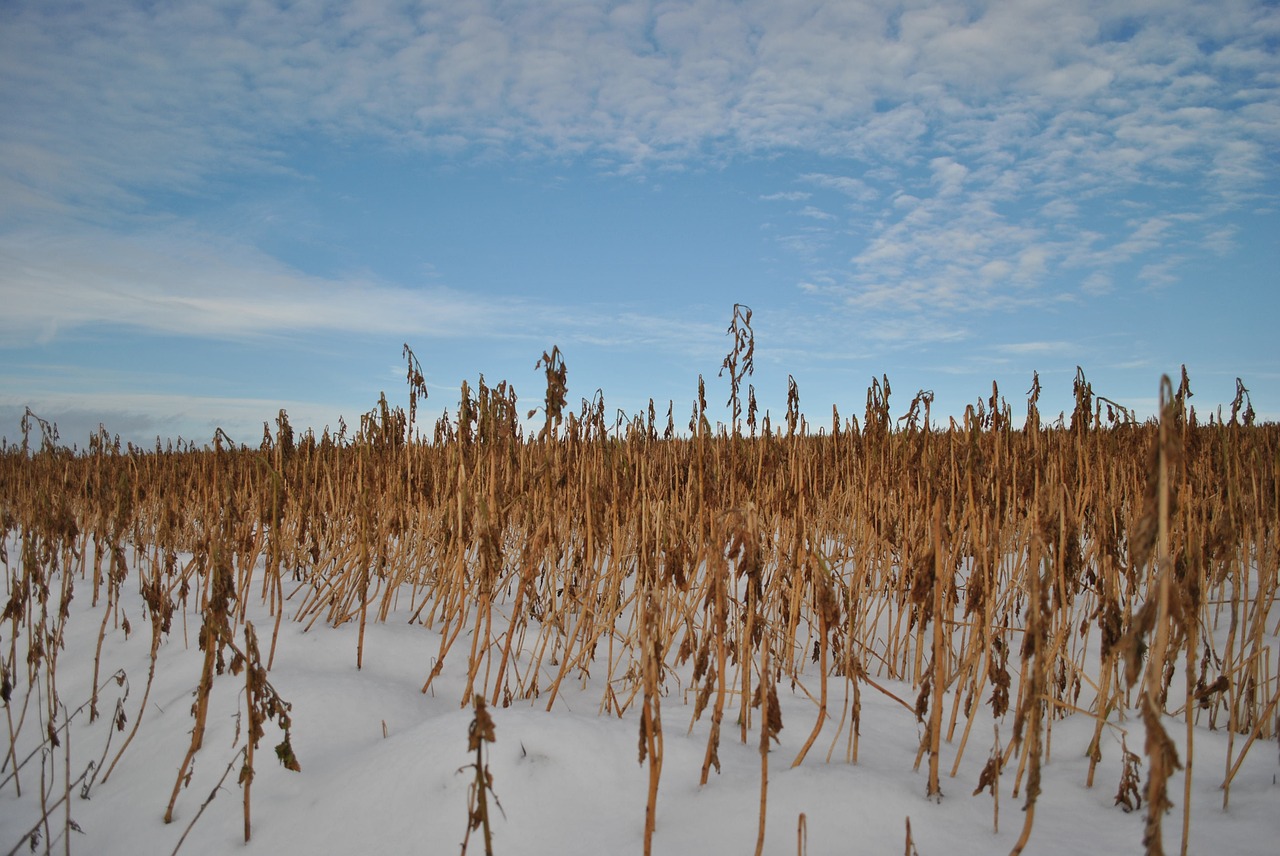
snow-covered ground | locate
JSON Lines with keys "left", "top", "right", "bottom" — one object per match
{"left": 3, "top": 556, "right": 1277, "bottom": 856}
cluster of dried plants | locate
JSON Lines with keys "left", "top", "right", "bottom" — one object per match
{"left": 1, "top": 321, "right": 1277, "bottom": 856}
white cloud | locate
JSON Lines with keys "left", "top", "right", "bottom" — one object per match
{"left": 1138, "top": 255, "right": 1186, "bottom": 290}
{"left": 980, "top": 260, "right": 1012, "bottom": 282}
{"left": 1081, "top": 271, "right": 1113, "bottom": 295}
{"left": 0, "top": 1, "right": 1267, "bottom": 193}
{"left": 0, "top": 226, "right": 725, "bottom": 362}
{"left": 800, "top": 173, "right": 879, "bottom": 202}
{"left": 1015, "top": 246, "right": 1049, "bottom": 283}
{"left": 1202, "top": 225, "right": 1239, "bottom": 255}
{"left": 996, "top": 341, "right": 1074, "bottom": 356}
{"left": 0, "top": 228, "right": 484, "bottom": 342}
{"left": 928, "top": 157, "right": 968, "bottom": 196}
{"left": 798, "top": 206, "right": 836, "bottom": 221}
{"left": 1038, "top": 63, "right": 1117, "bottom": 98}
{"left": 1, "top": 0, "right": 1276, "bottom": 362}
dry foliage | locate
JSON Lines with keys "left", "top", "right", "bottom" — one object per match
{"left": 0, "top": 333, "right": 1277, "bottom": 854}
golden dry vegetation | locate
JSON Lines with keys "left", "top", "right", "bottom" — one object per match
{"left": 2, "top": 324, "right": 1277, "bottom": 856}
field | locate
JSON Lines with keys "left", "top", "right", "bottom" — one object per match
{"left": 1, "top": 342, "right": 1278, "bottom": 855}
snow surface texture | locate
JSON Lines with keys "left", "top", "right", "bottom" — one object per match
{"left": 2, "top": 553, "right": 1278, "bottom": 856}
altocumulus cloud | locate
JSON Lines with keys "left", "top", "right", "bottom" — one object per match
{"left": 0, "top": 0, "right": 1276, "bottom": 440}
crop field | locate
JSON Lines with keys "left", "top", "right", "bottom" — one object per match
{"left": 1, "top": 337, "right": 1277, "bottom": 855}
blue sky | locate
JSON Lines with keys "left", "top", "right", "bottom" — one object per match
{"left": 2, "top": 0, "right": 1277, "bottom": 447}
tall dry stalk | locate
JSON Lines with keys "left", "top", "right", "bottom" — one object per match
{"left": 1, "top": 338, "right": 1277, "bottom": 855}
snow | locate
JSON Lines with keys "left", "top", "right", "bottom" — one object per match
{"left": 3, "top": 552, "right": 1278, "bottom": 856}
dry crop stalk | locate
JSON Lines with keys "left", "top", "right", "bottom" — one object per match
{"left": 699, "top": 520, "right": 730, "bottom": 785}
{"left": 754, "top": 638, "right": 783, "bottom": 856}
{"left": 164, "top": 541, "right": 232, "bottom": 825}
{"left": 971, "top": 725, "right": 1003, "bottom": 832}
{"left": 1139, "top": 378, "right": 1185, "bottom": 856}
{"left": 460, "top": 695, "right": 499, "bottom": 856}
{"left": 639, "top": 588, "right": 664, "bottom": 856}
{"left": 791, "top": 549, "right": 837, "bottom": 768}
{"left": 926, "top": 501, "right": 947, "bottom": 800}
{"left": 3, "top": 351, "right": 1280, "bottom": 855}
{"left": 1008, "top": 529, "right": 1047, "bottom": 856}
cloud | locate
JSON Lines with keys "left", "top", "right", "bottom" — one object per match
{"left": 929, "top": 158, "right": 968, "bottom": 197}
{"left": 1081, "top": 271, "right": 1113, "bottom": 296}
{"left": 0, "top": 228, "right": 498, "bottom": 343}
{"left": 0, "top": 224, "right": 732, "bottom": 371}
{"left": 800, "top": 173, "right": 879, "bottom": 202}
{"left": 2, "top": 0, "right": 1276, "bottom": 370}
{"left": 996, "top": 341, "right": 1075, "bottom": 356}
{"left": 4, "top": 1, "right": 1273, "bottom": 203}
{"left": 798, "top": 206, "right": 836, "bottom": 221}
{"left": 1138, "top": 255, "right": 1186, "bottom": 290}
{"left": 1201, "top": 225, "right": 1239, "bottom": 255}
{"left": 980, "top": 260, "right": 1013, "bottom": 282}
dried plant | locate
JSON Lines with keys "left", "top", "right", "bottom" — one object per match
{"left": 1115, "top": 735, "right": 1143, "bottom": 813}
{"left": 460, "top": 696, "right": 501, "bottom": 856}
{"left": 0, "top": 312, "right": 1276, "bottom": 854}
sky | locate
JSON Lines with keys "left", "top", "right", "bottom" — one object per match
{"left": 1, "top": 0, "right": 1278, "bottom": 448}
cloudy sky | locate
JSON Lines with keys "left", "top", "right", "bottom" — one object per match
{"left": 2, "top": 0, "right": 1277, "bottom": 447}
